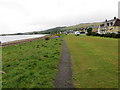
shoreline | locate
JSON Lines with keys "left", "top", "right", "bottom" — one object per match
{"left": 1, "top": 35, "right": 48, "bottom": 47}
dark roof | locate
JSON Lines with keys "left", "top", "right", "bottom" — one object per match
{"left": 113, "top": 18, "right": 120, "bottom": 26}
{"left": 88, "top": 26, "right": 99, "bottom": 28}
{"left": 101, "top": 18, "right": 120, "bottom": 26}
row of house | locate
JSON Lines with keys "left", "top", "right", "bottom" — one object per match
{"left": 79, "top": 17, "right": 120, "bottom": 34}
{"left": 60, "top": 17, "right": 120, "bottom": 35}
{"left": 97, "top": 17, "right": 120, "bottom": 34}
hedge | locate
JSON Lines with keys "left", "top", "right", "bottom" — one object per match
{"left": 86, "top": 32, "right": 120, "bottom": 38}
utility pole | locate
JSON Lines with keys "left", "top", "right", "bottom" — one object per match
{"left": 118, "top": 1, "right": 120, "bottom": 18}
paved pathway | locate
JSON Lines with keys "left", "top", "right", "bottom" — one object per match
{"left": 54, "top": 39, "right": 73, "bottom": 88}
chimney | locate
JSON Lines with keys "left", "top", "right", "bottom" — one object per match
{"left": 114, "top": 17, "right": 116, "bottom": 20}
{"left": 105, "top": 19, "right": 107, "bottom": 22}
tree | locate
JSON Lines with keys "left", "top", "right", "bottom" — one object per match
{"left": 86, "top": 28, "right": 92, "bottom": 36}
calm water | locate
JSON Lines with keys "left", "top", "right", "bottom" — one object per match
{"left": 0, "top": 34, "right": 46, "bottom": 43}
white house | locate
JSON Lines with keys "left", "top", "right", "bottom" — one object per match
{"left": 97, "top": 17, "right": 120, "bottom": 34}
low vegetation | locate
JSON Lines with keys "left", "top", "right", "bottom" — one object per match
{"left": 86, "top": 28, "right": 120, "bottom": 38}
{"left": 2, "top": 36, "right": 62, "bottom": 88}
{"left": 65, "top": 35, "right": 118, "bottom": 88}
{"left": 87, "top": 32, "right": 120, "bottom": 38}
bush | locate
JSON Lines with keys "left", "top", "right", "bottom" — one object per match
{"left": 100, "top": 34, "right": 104, "bottom": 37}
{"left": 86, "top": 33, "right": 92, "bottom": 36}
{"left": 86, "top": 28, "right": 92, "bottom": 36}
{"left": 45, "top": 37, "right": 50, "bottom": 40}
{"left": 80, "top": 32, "right": 85, "bottom": 34}
{"left": 112, "top": 33, "right": 120, "bottom": 38}
{"left": 92, "top": 32, "right": 100, "bottom": 36}
{"left": 54, "top": 34, "right": 60, "bottom": 37}
{"left": 100, "top": 33, "right": 120, "bottom": 38}
{"left": 87, "top": 31, "right": 120, "bottom": 38}
{"left": 104, "top": 33, "right": 112, "bottom": 38}
{"left": 111, "top": 33, "right": 116, "bottom": 38}
{"left": 103, "top": 33, "right": 120, "bottom": 38}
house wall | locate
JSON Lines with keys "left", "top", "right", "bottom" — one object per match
{"left": 118, "top": 27, "right": 120, "bottom": 32}
{"left": 97, "top": 26, "right": 105, "bottom": 34}
{"left": 113, "top": 26, "right": 119, "bottom": 32}
{"left": 92, "top": 28, "right": 98, "bottom": 32}
{"left": 107, "top": 26, "right": 120, "bottom": 33}
{"left": 97, "top": 26, "right": 120, "bottom": 34}
{"left": 107, "top": 26, "right": 114, "bottom": 32}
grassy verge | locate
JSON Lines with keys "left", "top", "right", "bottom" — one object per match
{"left": 2, "top": 36, "right": 62, "bottom": 88}
{"left": 65, "top": 35, "right": 118, "bottom": 88}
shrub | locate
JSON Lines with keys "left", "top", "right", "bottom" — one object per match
{"left": 102, "top": 33, "right": 120, "bottom": 38}
{"left": 44, "top": 55, "right": 49, "bottom": 57}
{"left": 54, "top": 34, "right": 60, "bottom": 37}
{"left": 92, "top": 32, "right": 100, "bottom": 36}
{"left": 80, "top": 32, "right": 85, "bottom": 34}
{"left": 104, "top": 33, "right": 112, "bottom": 38}
{"left": 111, "top": 33, "right": 116, "bottom": 38}
{"left": 100, "top": 34, "right": 104, "bottom": 37}
{"left": 112, "top": 33, "right": 120, "bottom": 38}
{"left": 45, "top": 37, "right": 50, "bottom": 40}
{"left": 86, "top": 28, "right": 92, "bottom": 36}
{"left": 87, "top": 31, "right": 120, "bottom": 38}
{"left": 86, "top": 33, "right": 92, "bottom": 36}
{"left": 100, "top": 33, "right": 120, "bottom": 38}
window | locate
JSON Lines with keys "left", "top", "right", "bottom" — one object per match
{"left": 111, "top": 22, "right": 113, "bottom": 26}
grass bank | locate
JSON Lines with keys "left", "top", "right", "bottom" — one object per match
{"left": 2, "top": 36, "right": 62, "bottom": 88}
{"left": 65, "top": 35, "right": 118, "bottom": 88}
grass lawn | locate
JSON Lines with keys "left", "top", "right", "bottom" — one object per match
{"left": 65, "top": 35, "right": 118, "bottom": 88}
{"left": 2, "top": 37, "right": 62, "bottom": 88}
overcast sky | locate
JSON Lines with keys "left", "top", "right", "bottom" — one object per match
{"left": 0, "top": 0, "right": 119, "bottom": 34}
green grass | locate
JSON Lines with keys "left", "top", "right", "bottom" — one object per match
{"left": 65, "top": 35, "right": 118, "bottom": 88}
{"left": 2, "top": 37, "right": 62, "bottom": 88}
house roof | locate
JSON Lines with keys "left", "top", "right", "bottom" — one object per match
{"left": 88, "top": 26, "right": 99, "bottom": 28}
{"left": 101, "top": 18, "right": 120, "bottom": 27}
{"left": 113, "top": 18, "right": 120, "bottom": 26}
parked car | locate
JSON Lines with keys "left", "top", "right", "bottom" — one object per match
{"left": 75, "top": 31, "right": 80, "bottom": 36}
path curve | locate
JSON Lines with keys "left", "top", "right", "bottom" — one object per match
{"left": 54, "top": 39, "right": 73, "bottom": 88}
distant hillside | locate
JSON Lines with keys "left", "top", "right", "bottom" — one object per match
{"left": 38, "top": 27, "right": 66, "bottom": 34}
{"left": 61, "top": 22, "right": 102, "bottom": 31}
{"left": 38, "top": 22, "right": 101, "bottom": 34}
{"left": 1, "top": 22, "right": 102, "bottom": 35}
